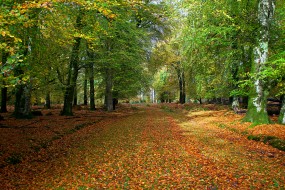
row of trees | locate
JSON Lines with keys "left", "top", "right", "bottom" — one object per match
{"left": 1, "top": 0, "right": 284, "bottom": 125}
{"left": 0, "top": 0, "right": 167, "bottom": 116}
{"left": 150, "top": 0, "right": 285, "bottom": 124}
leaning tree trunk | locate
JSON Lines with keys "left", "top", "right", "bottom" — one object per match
{"left": 279, "top": 95, "right": 285, "bottom": 124}
{"left": 105, "top": 68, "right": 113, "bottom": 112}
{"left": 243, "top": 0, "right": 275, "bottom": 125}
{"left": 61, "top": 11, "right": 82, "bottom": 116}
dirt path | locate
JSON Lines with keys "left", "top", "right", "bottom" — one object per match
{"left": 1, "top": 106, "right": 284, "bottom": 189}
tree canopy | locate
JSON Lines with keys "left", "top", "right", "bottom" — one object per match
{"left": 1, "top": 0, "right": 285, "bottom": 124}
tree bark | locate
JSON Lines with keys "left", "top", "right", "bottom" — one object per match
{"left": 199, "top": 98, "right": 202, "bottom": 104}
{"left": 83, "top": 69, "right": 88, "bottom": 106}
{"left": 73, "top": 84, "right": 78, "bottom": 106}
{"left": 23, "top": 82, "right": 32, "bottom": 117}
{"left": 1, "top": 85, "right": 8, "bottom": 113}
{"left": 61, "top": 36, "right": 80, "bottom": 115}
{"left": 87, "top": 53, "right": 96, "bottom": 110}
{"left": 232, "top": 97, "right": 240, "bottom": 114}
{"left": 14, "top": 83, "right": 24, "bottom": 117}
{"left": 61, "top": 11, "right": 82, "bottom": 116}
{"left": 243, "top": 0, "right": 275, "bottom": 125}
{"left": 13, "top": 81, "right": 32, "bottom": 118}
{"left": 278, "top": 95, "right": 285, "bottom": 124}
{"left": 13, "top": 67, "right": 32, "bottom": 118}
{"left": 1, "top": 51, "right": 8, "bottom": 113}
{"left": 62, "top": 86, "right": 74, "bottom": 116}
{"left": 105, "top": 68, "right": 113, "bottom": 111}
{"left": 45, "top": 92, "right": 51, "bottom": 109}
{"left": 113, "top": 98, "right": 118, "bottom": 110}
{"left": 177, "top": 67, "right": 186, "bottom": 104}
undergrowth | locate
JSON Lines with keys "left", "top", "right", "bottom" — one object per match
{"left": 217, "top": 123, "right": 285, "bottom": 152}
{"left": 160, "top": 105, "right": 174, "bottom": 112}
{"left": 248, "top": 135, "right": 285, "bottom": 151}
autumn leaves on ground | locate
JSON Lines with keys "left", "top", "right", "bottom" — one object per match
{"left": 1, "top": 104, "right": 285, "bottom": 189}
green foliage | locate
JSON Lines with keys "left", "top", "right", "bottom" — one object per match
{"left": 1, "top": 0, "right": 284, "bottom": 119}
{"left": 0, "top": 0, "right": 169, "bottom": 112}
{"left": 152, "top": 68, "right": 177, "bottom": 102}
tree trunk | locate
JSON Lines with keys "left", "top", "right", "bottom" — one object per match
{"left": 232, "top": 96, "right": 240, "bottom": 114}
{"left": 83, "top": 69, "right": 88, "bottom": 105}
{"left": 177, "top": 67, "right": 186, "bottom": 104}
{"left": 73, "top": 84, "right": 78, "bottom": 106}
{"left": 13, "top": 81, "right": 32, "bottom": 118}
{"left": 1, "top": 85, "right": 8, "bottom": 113}
{"left": 243, "top": 0, "right": 275, "bottom": 125}
{"left": 62, "top": 86, "right": 74, "bottom": 116}
{"left": 150, "top": 88, "right": 155, "bottom": 103}
{"left": 61, "top": 41, "right": 80, "bottom": 116}
{"left": 61, "top": 11, "right": 82, "bottom": 116}
{"left": 23, "top": 82, "right": 32, "bottom": 117}
{"left": 105, "top": 68, "right": 113, "bottom": 111}
{"left": 199, "top": 98, "right": 202, "bottom": 104}
{"left": 278, "top": 95, "right": 285, "bottom": 124}
{"left": 13, "top": 67, "right": 30, "bottom": 118}
{"left": 14, "top": 84, "right": 24, "bottom": 117}
{"left": 1, "top": 51, "right": 8, "bottom": 113}
{"left": 89, "top": 62, "right": 95, "bottom": 111}
{"left": 45, "top": 92, "right": 51, "bottom": 109}
{"left": 113, "top": 98, "right": 118, "bottom": 110}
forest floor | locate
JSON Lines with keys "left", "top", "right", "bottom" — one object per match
{"left": 0, "top": 103, "right": 285, "bottom": 189}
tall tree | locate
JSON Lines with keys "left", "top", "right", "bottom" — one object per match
{"left": 87, "top": 49, "right": 96, "bottom": 110}
{"left": 243, "top": 0, "right": 275, "bottom": 124}
{"left": 83, "top": 68, "right": 88, "bottom": 106}
{"left": 151, "top": 39, "right": 186, "bottom": 104}
{"left": 61, "top": 8, "right": 83, "bottom": 115}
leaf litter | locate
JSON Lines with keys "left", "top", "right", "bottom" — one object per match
{"left": 0, "top": 103, "right": 284, "bottom": 189}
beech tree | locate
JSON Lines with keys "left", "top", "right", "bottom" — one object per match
{"left": 2, "top": 0, "right": 284, "bottom": 126}
{"left": 175, "top": 0, "right": 285, "bottom": 124}
{"left": 60, "top": 8, "right": 83, "bottom": 116}
{"left": 243, "top": 0, "right": 275, "bottom": 124}
{"left": 151, "top": 38, "right": 186, "bottom": 104}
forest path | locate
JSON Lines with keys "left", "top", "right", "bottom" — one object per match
{"left": 1, "top": 106, "right": 285, "bottom": 189}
